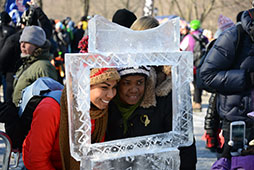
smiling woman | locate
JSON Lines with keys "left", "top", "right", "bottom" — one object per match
{"left": 90, "top": 68, "right": 119, "bottom": 110}
{"left": 105, "top": 66, "right": 173, "bottom": 139}
{"left": 21, "top": 67, "right": 120, "bottom": 170}
{"left": 90, "top": 81, "right": 117, "bottom": 109}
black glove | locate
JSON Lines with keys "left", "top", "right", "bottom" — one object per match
{"left": 221, "top": 143, "right": 233, "bottom": 159}
{"left": 0, "top": 100, "right": 18, "bottom": 123}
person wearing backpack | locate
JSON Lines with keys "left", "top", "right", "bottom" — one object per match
{"left": 21, "top": 68, "right": 120, "bottom": 170}
{"left": 180, "top": 19, "right": 208, "bottom": 111}
{"left": 12, "top": 25, "right": 58, "bottom": 107}
{"left": 200, "top": 8, "right": 254, "bottom": 158}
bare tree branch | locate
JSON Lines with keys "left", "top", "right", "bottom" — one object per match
{"left": 199, "top": 0, "right": 216, "bottom": 23}
{"left": 0, "top": 0, "right": 7, "bottom": 11}
{"left": 173, "top": 0, "right": 184, "bottom": 18}
{"left": 191, "top": 0, "right": 199, "bottom": 19}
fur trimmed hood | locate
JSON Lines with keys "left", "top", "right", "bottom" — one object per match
{"left": 140, "top": 66, "right": 172, "bottom": 108}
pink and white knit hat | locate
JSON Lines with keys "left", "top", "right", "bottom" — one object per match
{"left": 218, "top": 14, "right": 234, "bottom": 31}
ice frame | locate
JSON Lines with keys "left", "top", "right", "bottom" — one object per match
{"left": 65, "top": 16, "right": 193, "bottom": 169}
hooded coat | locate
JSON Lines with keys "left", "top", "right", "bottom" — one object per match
{"left": 106, "top": 66, "right": 197, "bottom": 170}
{"left": 106, "top": 67, "right": 173, "bottom": 139}
{"left": 200, "top": 9, "right": 254, "bottom": 136}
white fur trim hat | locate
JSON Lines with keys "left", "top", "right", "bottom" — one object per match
{"left": 20, "top": 26, "right": 46, "bottom": 47}
{"left": 117, "top": 66, "right": 150, "bottom": 77}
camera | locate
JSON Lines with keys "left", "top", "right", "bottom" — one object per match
{"left": 229, "top": 121, "right": 246, "bottom": 156}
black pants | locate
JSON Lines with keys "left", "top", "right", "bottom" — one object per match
{"left": 193, "top": 76, "right": 202, "bottom": 103}
{"left": 179, "top": 138, "right": 197, "bottom": 170}
{"left": 5, "top": 72, "right": 14, "bottom": 101}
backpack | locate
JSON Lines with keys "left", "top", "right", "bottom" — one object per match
{"left": 11, "top": 77, "right": 64, "bottom": 150}
{"left": 191, "top": 33, "right": 208, "bottom": 67}
{"left": 196, "top": 23, "right": 244, "bottom": 93}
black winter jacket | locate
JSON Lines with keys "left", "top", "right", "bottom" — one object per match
{"left": 106, "top": 67, "right": 173, "bottom": 140}
{"left": 0, "top": 30, "right": 22, "bottom": 73}
{"left": 200, "top": 10, "right": 254, "bottom": 126}
{"left": 106, "top": 92, "right": 172, "bottom": 140}
{"left": 106, "top": 67, "right": 197, "bottom": 169}
{"left": 0, "top": 24, "right": 16, "bottom": 48}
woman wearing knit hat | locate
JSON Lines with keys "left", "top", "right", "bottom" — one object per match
{"left": 22, "top": 67, "right": 120, "bottom": 170}
{"left": 214, "top": 15, "right": 235, "bottom": 39}
{"left": 57, "top": 67, "right": 120, "bottom": 170}
{"left": 12, "top": 25, "right": 58, "bottom": 107}
{"left": 106, "top": 65, "right": 174, "bottom": 140}
{"left": 105, "top": 16, "right": 197, "bottom": 170}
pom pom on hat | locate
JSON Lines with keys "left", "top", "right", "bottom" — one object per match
{"left": 19, "top": 26, "right": 46, "bottom": 47}
{"left": 90, "top": 68, "right": 120, "bottom": 85}
{"left": 218, "top": 15, "right": 234, "bottom": 31}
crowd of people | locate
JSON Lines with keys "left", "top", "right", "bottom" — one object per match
{"left": 0, "top": 0, "right": 254, "bottom": 170}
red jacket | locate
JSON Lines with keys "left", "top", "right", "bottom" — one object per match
{"left": 22, "top": 97, "right": 62, "bottom": 170}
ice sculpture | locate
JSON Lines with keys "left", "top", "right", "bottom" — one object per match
{"left": 65, "top": 15, "right": 193, "bottom": 170}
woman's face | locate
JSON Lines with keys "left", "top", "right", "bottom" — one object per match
{"left": 90, "top": 80, "right": 118, "bottom": 110}
{"left": 118, "top": 75, "right": 146, "bottom": 105}
{"left": 20, "top": 42, "right": 37, "bottom": 55}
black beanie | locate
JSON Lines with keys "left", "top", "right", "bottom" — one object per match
{"left": 0, "top": 11, "right": 11, "bottom": 24}
{"left": 112, "top": 8, "right": 137, "bottom": 28}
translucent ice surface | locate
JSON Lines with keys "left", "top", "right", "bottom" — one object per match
{"left": 81, "top": 148, "right": 180, "bottom": 170}
{"left": 88, "top": 15, "right": 180, "bottom": 54}
{"left": 65, "top": 15, "right": 193, "bottom": 170}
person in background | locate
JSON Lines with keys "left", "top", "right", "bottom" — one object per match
{"left": 0, "top": 11, "right": 16, "bottom": 102}
{"left": 200, "top": 8, "right": 254, "bottom": 158}
{"left": 203, "top": 14, "right": 235, "bottom": 153}
{"left": 180, "top": 19, "right": 190, "bottom": 41}
{"left": 53, "top": 21, "right": 70, "bottom": 58}
{"left": 112, "top": 8, "right": 137, "bottom": 28}
{"left": 203, "top": 29, "right": 214, "bottom": 42}
{"left": 0, "top": 3, "right": 52, "bottom": 103}
{"left": 180, "top": 19, "right": 208, "bottom": 111}
{"left": 71, "top": 16, "right": 86, "bottom": 53}
{"left": 0, "top": 25, "right": 57, "bottom": 170}
{"left": 12, "top": 26, "right": 58, "bottom": 107}
{"left": 214, "top": 15, "right": 234, "bottom": 39}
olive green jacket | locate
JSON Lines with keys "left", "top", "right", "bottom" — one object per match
{"left": 13, "top": 48, "right": 58, "bottom": 106}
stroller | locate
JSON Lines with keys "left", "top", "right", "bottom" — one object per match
{"left": 0, "top": 131, "right": 21, "bottom": 170}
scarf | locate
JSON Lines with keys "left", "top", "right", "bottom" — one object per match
{"left": 59, "top": 86, "right": 108, "bottom": 170}
{"left": 90, "top": 105, "right": 108, "bottom": 143}
{"left": 113, "top": 95, "right": 142, "bottom": 134}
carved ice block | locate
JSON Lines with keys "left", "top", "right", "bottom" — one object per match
{"left": 64, "top": 15, "right": 193, "bottom": 170}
